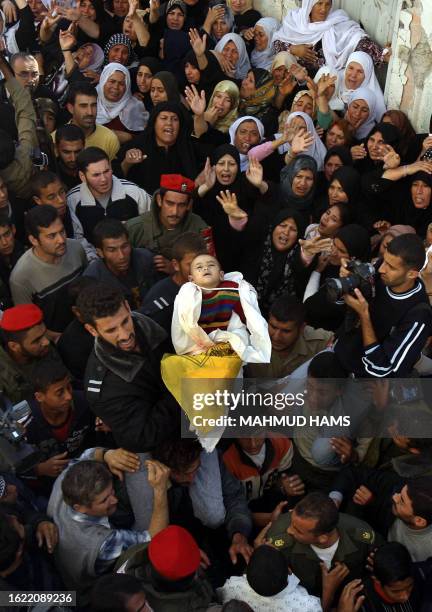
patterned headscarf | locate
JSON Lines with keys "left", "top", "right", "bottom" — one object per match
{"left": 103, "top": 33, "right": 134, "bottom": 66}
{"left": 239, "top": 69, "right": 275, "bottom": 119}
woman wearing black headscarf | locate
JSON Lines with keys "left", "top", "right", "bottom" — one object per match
{"left": 194, "top": 143, "right": 274, "bottom": 272}
{"left": 304, "top": 223, "right": 371, "bottom": 332}
{"left": 401, "top": 172, "right": 432, "bottom": 239}
{"left": 131, "top": 57, "right": 162, "bottom": 111}
{"left": 313, "top": 166, "right": 362, "bottom": 222}
{"left": 250, "top": 209, "right": 327, "bottom": 315}
{"left": 114, "top": 102, "right": 198, "bottom": 194}
{"left": 279, "top": 155, "right": 318, "bottom": 225}
{"left": 359, "top": 123, "right": 432, "bottom": 232}
{"left": 315, "top": 145, "right": 353, "bottom": 201}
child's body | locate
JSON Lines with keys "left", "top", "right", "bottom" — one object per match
{"left": 189, "top": 254, "right": 246, "bottom": 337}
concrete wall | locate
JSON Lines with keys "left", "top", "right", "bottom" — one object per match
{"left": 385, "top": 0, "right": 432, "bottom": 132}
{"left": 254, "top": 0, "right": 432, "bottom": 131}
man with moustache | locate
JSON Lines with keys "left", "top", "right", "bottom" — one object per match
{"left": 126, "top": 174, "right": 208, "bottom": 275}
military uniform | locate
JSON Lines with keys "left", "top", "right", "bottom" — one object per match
{"left": 267, "top": 512, "right": 382, "bottom": 597}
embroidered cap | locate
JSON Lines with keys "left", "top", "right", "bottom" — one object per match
{"left": 160, "top": 174, "right": 195, "bottom": 195}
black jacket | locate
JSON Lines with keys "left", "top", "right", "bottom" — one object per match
{"left": 85, "top": 313, "right": 179, "bottom": 452}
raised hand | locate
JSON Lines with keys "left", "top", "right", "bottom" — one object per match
{"left": 246, "top": 157, "right": 264, "bottom": 188}
{"left": 299, "top": 235, "right": 334, "bottom": 256}
{"left": 1, "top": 0, "right": 17, "bottom": 23}
{"left": 278, "top": 73, "right": 297, "bottom": 97}
{"left": 350, "top": 143, "right": 367, "bottom": 161}
{"left": 43, "top": 2, "right": 62, "bottom": 31}
{"left": 242, "top": 27, "right": 254, "bottom": 41}
{"left": 189, "top": 28, "right": 207, "bottom": 57}
{"left": 56, "top": 1, "right": 81, "bottom": 22}
{"left": 216, "top": 190, "right": 248, "bottom": 218}
{"left": 290, "top": 64, "right": 308, "bottom": 83}
{"left": 291, "top": 129, "right": 314, "bottom": 156}
{"left": 317, "top": 73, "right": 337, "bottom": 98}
{"left": 128, "top": 0, "right": 138, "bottom": 17}
{"left": 184, "top": 84, "right": 206, "bottom": 116}
{"left": 202, "top": 156, "right": 216, "bottom": 190}
{"left": 59, "top": 23, "right": 77, "bottom": 51}
{"left": 381, "top": 144, "right": 400, "bottom": 169}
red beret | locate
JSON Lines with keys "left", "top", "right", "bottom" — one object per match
{"left": 148, "top": 525, "right": 201, "bottom": 580}
{"left": 0, "top": 304, "right": 43, "bottom": 332}
{"left": 160, "top": 174, "right": 195, "bottom": 195}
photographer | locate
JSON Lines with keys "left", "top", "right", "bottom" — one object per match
{"left": 333, "top": 233, "right": 432, "bottom": 378}
{"left": 0, "top": 52, "right": 38, "bottom": 200}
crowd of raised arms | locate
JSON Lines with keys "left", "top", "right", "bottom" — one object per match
{"left": 0, "top": 0, "right": 432, "bottom": 609}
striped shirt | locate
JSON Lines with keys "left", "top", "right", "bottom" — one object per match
{"left": 199, "top": 281, "right": 246, "bottom": 332}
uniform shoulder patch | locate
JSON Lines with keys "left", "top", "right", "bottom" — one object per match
{"left": 266, "top": 535, "right": 286, "bottom": 547}
{"left": 354, "top": 528, "right": 375, "bottom": 544}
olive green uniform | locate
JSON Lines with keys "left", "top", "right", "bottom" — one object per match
{"left": 267, "top": 512, "right": 382, "bottom": 597}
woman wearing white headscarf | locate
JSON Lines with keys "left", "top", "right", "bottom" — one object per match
{"left": 340, "top": 50, "right": 386, "bottom": 118}
{"left": 272, "top": 0, "right": 383, "bottom": 74}
{"left": 247, "top": 110, "right": 327, "bottom": 170}
{"left": 345, "top": 87, "right": 377, "bottom": 140}
{"left": 229, "top": 115, "right": 265, "bottom": 170}
{"left": 97, "top": 63, "right": 148, "bottom": 142}
{"left": 250, "top": 17, "right": 280, "bottom": 70}
{"left": 284, "top": 111, "right": 327, "bottom": 169}
{"left": 214, "top": 32, "right": 251, "bottom": 80}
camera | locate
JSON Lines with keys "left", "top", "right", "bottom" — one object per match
{"left": 0, "top": 394, "right": 42, "bottom": 473}
{"left": 325, "top": 259, "right": 375, "bottom": 303}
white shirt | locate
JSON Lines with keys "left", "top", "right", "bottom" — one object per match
{"left": 310, "top": 539, "right": 340, "bottom": 569}
{"left": 217, "top": 572, "right": 322, "bottom": 612}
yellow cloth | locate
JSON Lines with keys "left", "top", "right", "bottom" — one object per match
{"left": 161, "top": 342, "right": 242, "bottom": 435}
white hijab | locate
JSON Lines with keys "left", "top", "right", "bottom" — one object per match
{"left": 284, "top": 111, "right": 327, "bottom": 170}
{"left": 96, "top": 63, "right": 148, "bottom": 132}
{"left": 229, "top": 116, "right": 265, "bottom": 171}
{"left": 215, "top": 33, "right": 251, "bottom": 80}
{"left": 314, "top": 65, "right": 344, "bottom": 111}
{"left": 251, "top": 17, "right": 280, "bottom": 71}
{"left": 340, "top": 51, "right": 386, "bottom": 118}
{"left": 346, "top": 87, "right": 377, "bottom": 140}
{"left": 272, "top": 0, "right": 365, "bottom": 72}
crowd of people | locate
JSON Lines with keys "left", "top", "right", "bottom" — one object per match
{"left": 0, "top": 0, "right": 432, "bottom": 609}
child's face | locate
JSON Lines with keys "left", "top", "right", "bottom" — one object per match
{"left": 189, "top": 255, "right": 224, "bottom": 289}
